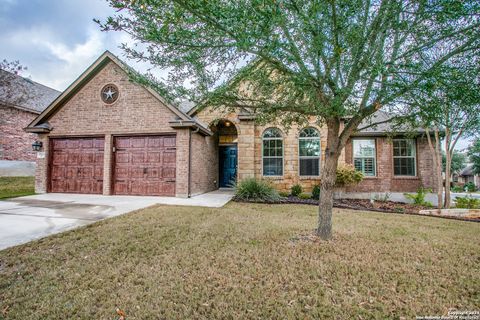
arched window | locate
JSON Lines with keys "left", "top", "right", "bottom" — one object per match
{"left": 299, "top": 128, "right": 321, "bottom": 176}
{"left": 262, "top": 128, "right": 283, "bottom": 176}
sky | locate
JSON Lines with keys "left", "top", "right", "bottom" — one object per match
{"left": 0, "top": 0, "right": 150, "bottom": 91}
{"left": 0, "top": 0, "right": 475, "bottom": 151}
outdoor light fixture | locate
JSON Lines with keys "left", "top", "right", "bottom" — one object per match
{"left": 225, "top": 121, "right": 231, "bottom": 127}
{"left": 32, "top": 140, "right": 42, "bottom": 151}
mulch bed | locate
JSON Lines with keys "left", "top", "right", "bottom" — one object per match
{"left": 234, "top": 196, "right": 480, "bottom": 222}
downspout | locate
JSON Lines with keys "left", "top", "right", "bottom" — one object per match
{"left": 188, "top": 126, "right": 201, "bottom": 198}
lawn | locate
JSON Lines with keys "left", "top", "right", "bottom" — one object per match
{"left": 0, "top": 203, "right": 478, "bottom": 319}
{"left": 0, "top": 176, "right": 35, "bottom": 199}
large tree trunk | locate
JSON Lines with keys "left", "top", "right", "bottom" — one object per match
{"left": 426, "top": 127, "right": 443, "bottom": 209}
{"left": 444, "top": 129, "right": 452, "bottom": 208}
{"left": 434, "top": 129, "right": 443, "bottom": 209}
{"left": 317, "top": 120, "right": 341, "bottom": 240}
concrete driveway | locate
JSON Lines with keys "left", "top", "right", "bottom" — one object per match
{"left": 0, "top": 190, "right": 233, "bottom": 251}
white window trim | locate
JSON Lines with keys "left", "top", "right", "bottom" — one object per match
{"left": 352, "top": 138, "right": 377, "bottom": 177}
{"left": 393, "top": 138, "right": 417, "bottom": 176}
{"left": 262, "top": 128, "right": 284, "bottom": 177}
{"left": 298, "top": 128, "right": 321, "bottom": 177}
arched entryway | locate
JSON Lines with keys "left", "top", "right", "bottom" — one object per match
{"left": 210, "top": 119, "right": 238, "bottom": 188}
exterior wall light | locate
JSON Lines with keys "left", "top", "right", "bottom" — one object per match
{"left": 32, "top": 140, "right": 43, "bottom": 151}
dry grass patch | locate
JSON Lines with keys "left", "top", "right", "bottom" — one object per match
{"left": 0, "top": 203, "right": 479, "bottom": 319}
{"left": 0, "top": 177, "right": 35, "bottom": 199}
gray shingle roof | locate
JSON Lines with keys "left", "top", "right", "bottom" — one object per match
{"left": 460, "top": 164, "right": 474, "bottom": 176}
{"left": 355, "top": 110, "right": 425, "bottom": 136}
{"left": 0, "top": 69, "right": 61, "bottom": 114}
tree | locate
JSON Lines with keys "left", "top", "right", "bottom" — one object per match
{"left": 442, "top": 151, "right": 466, "bottom": 176}
{"left": 469, "top": 139, "right": 480, "bottom": 176}
{"left": 404, "top": 62, "right": 480, "bottom": 208}
{"left": 99, "top": 0, "right": 480, "bottom": 239}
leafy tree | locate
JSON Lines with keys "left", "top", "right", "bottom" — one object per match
{"left": 442, "top": 151, "right": 466, "bottom": 175}
{"left": 403, "top": 61, "right": 480, "bottom": 208}
{"left": 469, "top": 139, "right": 480, "bottom": 176}
{"left": 99, "top": 0, "right": 480, "bottom": 239}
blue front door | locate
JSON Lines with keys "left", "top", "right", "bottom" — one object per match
{"left": 219, "top": 146, "right": 237, "bottom": 188}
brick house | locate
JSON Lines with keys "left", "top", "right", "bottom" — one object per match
{"left": 0, "top": 70, "right": 60, "bottom": 162}
{"left": 26, "top": 51, "right": 437, "bottom": 197}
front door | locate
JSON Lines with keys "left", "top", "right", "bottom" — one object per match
{"left": 219, "top": 145, "right": 237, "bottom": 188}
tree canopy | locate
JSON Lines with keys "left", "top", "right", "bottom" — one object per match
{"left": 469, "top": 139, "right": 480, "bottom": 176}
{"left": 99, "top": 0, "right": 480, "bottom": 238}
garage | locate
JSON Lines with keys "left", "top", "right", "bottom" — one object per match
{"left": 113, "top": 135, "right": 176, "bottom": 196}
{"left": 50, "top": 137, "right": 105, "bottom": 193}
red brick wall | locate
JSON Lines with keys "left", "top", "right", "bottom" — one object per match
{"left": 345, "top": 136, "right": 437, "bottom": 193}
{"left": 35, "top": 61, "right": 192, "bottom": 196}
{"left": 0, "top": 105, "right": 37, "bottom": 161}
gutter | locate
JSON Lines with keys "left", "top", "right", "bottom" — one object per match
{"left": 169, "top": 120, "right": 212, "bottom": 136}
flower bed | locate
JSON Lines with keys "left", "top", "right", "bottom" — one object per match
{"left": 233, "top": 196, "right": 480, "bottom": 222}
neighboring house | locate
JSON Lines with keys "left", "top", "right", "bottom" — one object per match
{"left": 26, "top": 51, "right": 437, "bottom": 197}
{"left": 458, "top": 164, "right": 480, "bottom": 188}
{"left": 0, "top": 70, "right": 60, "bottom": 164}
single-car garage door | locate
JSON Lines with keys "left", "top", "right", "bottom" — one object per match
{"left": 113, "top": 135, "right": 176, "bottom": 196}
{"left": 50, "top": 137, "right": 105, "bottom": 194}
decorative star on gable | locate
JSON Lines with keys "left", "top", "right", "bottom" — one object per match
{"left": 101, "top": 84, "right": 119, "bottom": 103}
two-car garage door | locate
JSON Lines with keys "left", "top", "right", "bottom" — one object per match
{"left": 50, "top": 135, "right": 176, "bottom": 196}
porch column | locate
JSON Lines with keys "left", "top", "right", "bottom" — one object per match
{"left": 237, "top": 120, "right": 255, "bottom": 180}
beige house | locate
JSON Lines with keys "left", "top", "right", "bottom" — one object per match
{"left": 26, "top": 51, "right": 437, "bottom": 197}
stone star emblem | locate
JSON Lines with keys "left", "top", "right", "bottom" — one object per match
{"left": 103, "top": 88, "right": 116, "bottom": 100}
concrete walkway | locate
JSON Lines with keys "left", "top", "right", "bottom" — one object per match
{"left": 0, "top": 189, "right": 234, "bottom": 250}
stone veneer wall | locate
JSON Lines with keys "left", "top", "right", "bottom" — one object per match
{"left": 195, "top": 108, "right": 346, "bottom": 193}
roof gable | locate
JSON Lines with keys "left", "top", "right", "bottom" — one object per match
{"left": 26, "top": 51, "right": 191, "bottom": 132}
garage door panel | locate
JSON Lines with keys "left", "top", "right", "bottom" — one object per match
{"left": 162, "top": 167, "right": 176, "bottom": 179}
{"left": 51, "top": 166, "right": 65, "bottom": 179}
{"left": 50, "top": 137, "right": 104, "bottom": 194}
{"left": 115, "top": 152, "right": 129, "bottom": 163}
{"left": 131, "top": 152, "right": 145, "bottom": 164}
{"left": 147, "top": 136, "right": 163, "bottom": 147}
{"left": 80, "top": 139, "right": 93, "bottom": 148}
{"left": 164, "top": 137, "right": 175, "bottom": 147}
{"left": 131, "top": 137, "right": 146, "bottom": 148}
{"left": 67, "top": 153, "right": 80, "bottom": 165}
{"left": 147, "top": 152, "right": 161, "bottom": 163}
{"left": 113, "top": 135, "right": 176, "bottom": 196}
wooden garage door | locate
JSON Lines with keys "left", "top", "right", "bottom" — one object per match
{"left": 113, "top": 135, "right": 176, "bottom": 196}
{"left": 50, "top": 137, "right": 104, "bottom": 194}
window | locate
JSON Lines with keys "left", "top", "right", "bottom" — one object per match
{"left": 393, "top": 139, "right": 416, "bottom": 176}
{"left": 262, "top": 128, "right": 283, "bottom": 176}
{"left": 353, "top": 139, "right": 376, "bottom": 176}
{"left": 299, "top": 128, "right": 320, "bottom": 176}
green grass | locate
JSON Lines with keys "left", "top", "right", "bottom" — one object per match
{"left": 0, "top": 203, "right": 479, "bottom": 319}
{"left": 0, "top": 176, "right": 35, "bottom": 199}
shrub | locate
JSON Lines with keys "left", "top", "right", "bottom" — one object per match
{"left": 464, "top": 182, "right": 476, "bottom": 192}
{"left": 312, "top": 184, "right": 321, "bottom": 200}
{"left": 404, "top": 187, "right": 433, "bottom": 207}
{"left": 235, "top": 178, "right": 279, "bottom": 201}
{"left": 455, "top": 196, "right": 480, "bottom": 209}
{"left": 298, "top": 193, "right": 311, "bottom": 199}
{"left": 278, "top": 191, "right": 289, "bottom": 198}
{"left": 335, "top": 165, "right": 364, "bottom": 186}
{"left": 451, "top": 185, "right": 463, "bottom": 193}
{"left": 290, "top": 184, "right": 302, "bottom": 197}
